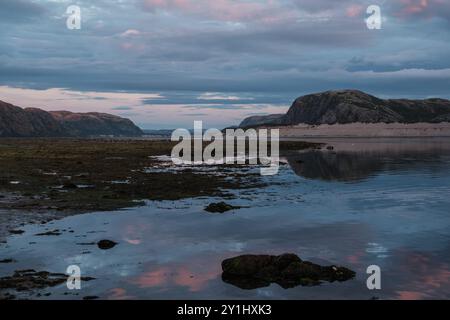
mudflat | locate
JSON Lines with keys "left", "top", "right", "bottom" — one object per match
{"left": 0, "top": 138, "right": 319, "bottom": 241}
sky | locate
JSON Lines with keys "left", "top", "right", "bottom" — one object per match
{"left": 0, "top": 0, "right": 450, "bottom": 129}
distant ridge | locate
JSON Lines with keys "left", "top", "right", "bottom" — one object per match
{"left": 240, "top": 90, "right": 450, "bottom": 128}
{"left": 0, "top": 100, "right": 143, "bottom": 137}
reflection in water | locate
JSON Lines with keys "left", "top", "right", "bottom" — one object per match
{"left": 1, "top": 138, "right": 450, "bottom": 299}
{"left": 131, "top": 255, "right": 222, "bottom": 293}
{"left": 287, "top": 151, "right": 384, "bottom": 182}
{"left": 286, "top": 138, "right": 450, "bottom": 182}
{"left": 390, "top": 249, "right": 450, "bottom": 300}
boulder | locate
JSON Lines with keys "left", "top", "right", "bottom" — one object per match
{"left": 222, "top": 253, "right": 355, "bottom": 289}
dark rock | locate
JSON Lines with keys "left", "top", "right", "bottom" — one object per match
{"left": 239, "top": 90, "right": 450, "bottom": 127}
{"left": 0, "top": 270, "right": 67, "bottom": 291}
{"left": 97, "top": 240, "right": 117, "bottom": 250}
{"left": 83, "top": 296, "right": 100, "bottom": 300}
{"left": 222, "top": 253, "right": 355, "bottom": 290}
{"left": 76, "top": 242, "right": 96, "bottom": 246}
{"left": 240, "top": 114, "right": 285, "bottom": 128}
{"left": 0, "top": 269, "right": 94, "bottom": 292}
{"left": 9, "top": 229, "right": 25, "bottom": 235}
{"left": 63, "top": 182, "right": 78, "bottom": 189}
{"left": 0, "top": 259, "right": 16, "bottom": 264}
{"left": 326, "top": 146, "right": 334, "bottom": 150}
{"left": 204, "top": 202, "right": 241, "bottom": 213}
{"left": 35, "top": 229, "right": 62, "bottom": 236}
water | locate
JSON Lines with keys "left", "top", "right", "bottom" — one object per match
{"left": 1, "top": 138, "right": 450, "bottom": 300}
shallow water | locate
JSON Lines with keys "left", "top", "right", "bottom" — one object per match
{"left": 1, "top": 138, "right": 450, "bottom": 300}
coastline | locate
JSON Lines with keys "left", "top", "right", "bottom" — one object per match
{"left": 0, "top": 138, "right": 319, "bottom": 242}
{"left": 277, "top": 122, "right": 450, "bottom": 138}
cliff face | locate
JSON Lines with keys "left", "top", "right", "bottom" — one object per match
{"left": 239, "top": 90, "right": 450, "bottom": 127}
{"left": 49, "top": 111, "right": 143, "bottom": 137}
{"left": 239, "top": 114, "right": 285, "bottom": 128}
{"left": 0, "top": 100, "right": 143, "bottom": 137}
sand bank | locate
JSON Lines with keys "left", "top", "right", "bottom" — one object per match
{"left": 279, "top": 123, "right": 450, "bottom": 138}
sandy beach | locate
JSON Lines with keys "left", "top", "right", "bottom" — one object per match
{"left": 278, "top": 122, "right": 450, "bottom": 138}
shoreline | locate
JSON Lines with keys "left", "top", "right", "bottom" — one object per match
{"left": 0, "top": 139, "right": 319, "bottom": 242}
{"left": 276, "top": 122, "right": 450, "bottom": 138}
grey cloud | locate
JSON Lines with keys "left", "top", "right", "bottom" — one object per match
{"left": 0, "top": 0, "right": 46, "bottom": 22}
{"left": 0, "top": 0, "right": 449, "bottom": 102}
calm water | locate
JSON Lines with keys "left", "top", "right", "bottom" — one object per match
{"left": 1, "top": 138, "right": 450, "bottom": 300}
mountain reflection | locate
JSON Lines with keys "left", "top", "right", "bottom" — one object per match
{"left": 286, "top": 138, "right": 450, "bottom": 182}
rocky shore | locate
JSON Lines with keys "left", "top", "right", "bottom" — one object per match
{"left": 0, "top": 138, "right": 320, "bottom": 242}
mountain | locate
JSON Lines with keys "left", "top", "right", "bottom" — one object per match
{"left": 239, "top": 114, "right": 285, "bottom": 128}
{"left": 239, "top": 90, "right": 450, "bottom": 127}
{"left": 0, "top": 100, "right": 143, "bottom": 137}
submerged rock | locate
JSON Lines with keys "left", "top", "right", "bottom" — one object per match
{"left": 222, "top": 253, "right": 355, "bottom": 290}
{"left": 204, "top": 202, "right": 241, "bottom": 213}
{"left": 97, "top": 240, "right": 117, "bottom": 250}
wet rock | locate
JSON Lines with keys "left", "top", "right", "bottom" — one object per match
{"left": 35, "top": 229, "right": 62, "bottom": 236}
{"left": 97, "top": 240, "right": 117, "bottom": 250}
{"left": 326, "top": 146, "right": 334, "bottom": 150}
{"left": 204, "top": 202, "right": 241, "bottom": 213}
{"left": 83, "top": 295, "right": 100, "bottom": 300}
{"left": 9, "top": 229, "right": 25, "bottom": 235}
{"left": 0, "top": 270, "right": 69, "bottom": 291}
{"left": 76, "top": 242, "right": 96, "bottom": 246}
{"left": 62, "top": 182, "right": 78, "bottom": 189}
{"left": 0, "top": 259, "right": 16, "bottom": 264}
{"left": 0, "top": 270, "right": 95, "bottom": 292}
{"left": 221, "top": 253, "right": 355, "bottom": 290}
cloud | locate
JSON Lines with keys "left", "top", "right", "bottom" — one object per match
{"left": 142, "top": 0, "right": 288, "bottom": 23}
{"left": 197, "top": 92, "right": 254, "bottom": 101}
{"left": 0, "top": 0, "right": 450, "bottom": 130}
{"left": 393, "top": 0, "right": 450, "bottom": 21}
{"left": 120, "top": 29, "right": 142, "bottom": 37}
{"left": 0, "top": 0, "right": 46, "bottom": 22}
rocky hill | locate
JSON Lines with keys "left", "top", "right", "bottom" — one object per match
{"left": 0, "top": 100, "right": 143, "bottom": 137}
{"left": 240, "top": 90, "right": 450, "bottom": 127}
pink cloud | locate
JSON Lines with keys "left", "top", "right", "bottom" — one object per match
{"left": 395, "top": 0, "right": 450, "bottom": 20}
{"left": 142, "top": 0, "right": 287, "bottom": 23}
{"left": 346, "top": 4, "right": 364, "bottom": 18}
{"left": 400, "top": 0, "right": 430, "bottom": 14}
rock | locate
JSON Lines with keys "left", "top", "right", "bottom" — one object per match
{"left": 62, "top": 182, "right": 78, "bottom": 189}
{"left": 35, "top": 229, "right": 62, "bottom": 236}
{"left": 204, "top": 202, "right": 241, "bottom": 213}
{"left": 239, "top": 90, "right": 450, "bottom": 127}
{"left": 0, "top": 270, "right": 94, "bottom": 292}
{"left": 83, "top": 296, "right": 100, "bottom": 300}
{"left": 222, "top": 253, "right": 355, "bottom": 290}
{"left": 9, "top": 229, "right": 25, "bottom": 235}
{"left": 0, "top": 259, "right": 16, "bottom": 264}
{"left": 239, "top": 114, "right": 285, "bottom": 128}
{"left": 97, "top": 240, "right": 117, "bottom": 250}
